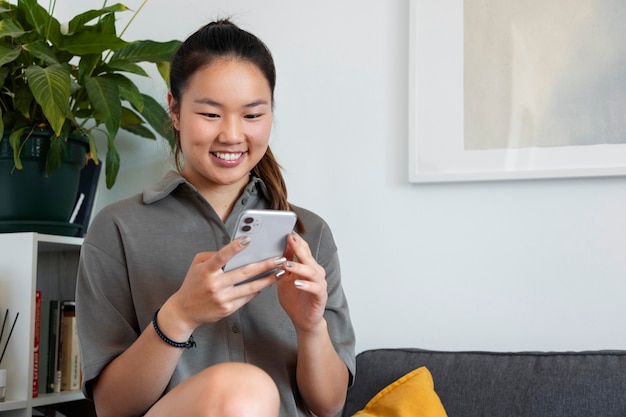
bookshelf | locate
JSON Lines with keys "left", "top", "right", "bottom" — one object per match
{"left": 0, "top": 233, "right": 95, "bottom": 417}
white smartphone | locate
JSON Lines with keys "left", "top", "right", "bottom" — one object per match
{"left": 224, "top": 209, "right": 297, "bottom": 282}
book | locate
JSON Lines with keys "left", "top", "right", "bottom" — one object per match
{"left": 33, "top": 290, "right": 41, "bottom": 398}
{"left": 60, "top": 301, "right": 80, "bottom": 391}
{"left": 38, "top": 298, "right": 51, "bottom": 394}
{"left": 46, "top": 300, "right": 61, "bottom": 393}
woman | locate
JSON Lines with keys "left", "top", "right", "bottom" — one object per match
{"left": 76, "top": 19, "right": 355, "bottom": 417}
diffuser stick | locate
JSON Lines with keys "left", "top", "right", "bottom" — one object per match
{"left": 0, "top": 312, "right": 19, "bottom": 365}
{"left": 0, "top": 309, "right": 7, "bottom": 344}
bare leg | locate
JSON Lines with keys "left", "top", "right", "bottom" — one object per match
{"left": 145, "top": 362, "right": 280, "bottom": 417}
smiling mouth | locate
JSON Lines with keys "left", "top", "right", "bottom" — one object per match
{"left": 213, "top": 152, "right": 243, "bottom": 161}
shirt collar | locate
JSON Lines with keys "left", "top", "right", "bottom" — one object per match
{"left": 142, "top": 170, "right": 270, "bottom": 205}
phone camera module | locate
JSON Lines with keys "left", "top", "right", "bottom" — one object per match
{"left": 239, "top": 215, "right": 260, "bottom": 234}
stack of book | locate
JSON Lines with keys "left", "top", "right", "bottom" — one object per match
{"left": 33, "top": 291, "right": 81, "bottom": 397}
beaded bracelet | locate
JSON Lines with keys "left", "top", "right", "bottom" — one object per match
{"left": 152, "top": 308, "right": 196, "bottom": 349}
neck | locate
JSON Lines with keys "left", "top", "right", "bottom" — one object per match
{"left": 206, "top": 188, "right": 242, "bottom": 221}
{"left": 186, "top": 175, "right": 249, "bottom": 222}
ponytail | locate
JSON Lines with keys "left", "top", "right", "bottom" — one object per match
{"left": 252, "top": 147, "right": 304, "bottom": 233}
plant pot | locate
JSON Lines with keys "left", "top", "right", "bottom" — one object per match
{"left": 0, "top": 130, "right": 89, "bottom": 236}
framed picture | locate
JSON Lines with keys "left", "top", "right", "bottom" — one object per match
{"left": 408, "top": 0, "right": 626, "bottom": 183}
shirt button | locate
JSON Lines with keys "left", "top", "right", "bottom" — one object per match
{"left": 241, "top": 198, "right": 248, "bottom": 205}
{"left": 232, "top": 323, "right": 241, "bottom": 333}
{"left": 222, "top": 235, "right": 230, "bottom": 245}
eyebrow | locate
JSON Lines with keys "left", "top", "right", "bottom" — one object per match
{"left": 193, "top": 98, "right": 269, "bottom": 108}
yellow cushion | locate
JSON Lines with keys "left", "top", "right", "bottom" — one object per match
{"left": 352, "top": 366, "right": 448, "bottom": 417}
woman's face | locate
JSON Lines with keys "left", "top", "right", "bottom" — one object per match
{"left": 171, "top": 58, "right": 273, "bottom": 191}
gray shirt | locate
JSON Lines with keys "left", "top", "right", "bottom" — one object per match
{"left": 76, "top": 171, "right": 355, "bottom": 417}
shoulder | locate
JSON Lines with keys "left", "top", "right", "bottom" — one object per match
{"left": 86, "top": 171, "right": 190, "bottom": 241}
{"left": 89, "top": 193, "right": 144, "bottom": 230}
{"left": 83, "top": 193, "right": 144, "bottom": 249}
{"left": 291, "top": 205, "right": 332, "bottom": 235}
{"left": 290, "top": 205, "right": 337, "bottom": 255}
{"left": 291, "top": 204, "right": 327, "bottom": 227}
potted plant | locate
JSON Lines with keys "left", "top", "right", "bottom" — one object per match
{"left": 0, "top": 0, "right": 180, "bottom": 235}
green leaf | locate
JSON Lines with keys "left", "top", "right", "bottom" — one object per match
{"left": 0, "top": 66, "right": 8, "bottom": 86}
{"left": 13, "top": 81, "right": 33, "bottom": 119}
{"left": 85, "top": 131, "right": 98, "bottom": 161}
{"left": 24, "top": 64, "right": 71, "bottom": 136}
{"left": 19, "top": 0, "right": 61, "bottom": 45}
{"left": 3, "top": 112, "right": 29, "bottom": 132}
{"left": 0, "top": 4, "right": 14, "bottom": 13}
{"left": 122, "top": 124, "right": 156, "bottom": 139}
{"left": 8, "top": 128, "right": 26, "bottom": 170}
{"left": 120, "top": 106, "right": 144, "bottom": 126}
{"left": 103, "top": 60, "right": 149, "bottom": 77}
{"left": 0, "top": 44, "right": 22, "bottom": 67}
{"left": 105, "top": 137, "right": 120, "bottom": 189}
{"left": 105, "top": 74, "right": 144, "bottom": 111}
{"left": 111, "top": 40, "right": 182, "bottom": 63}
{"left": 45, "top": 132, "right": 65, "bottom": 176}
{"left": 77, "top": 54, "right": 101, "bottom": 80}
{"left": 120, "top": 106, "right": 157, "bottom": 139}
{"left": 67, "top": 4, "right": 129, "bottom": 34}
{"left": 84, "top": 75, "right": 121, "bottom": 141}
{"left": 156, "top": 61, "right": 172, "bottom": 89}
{"left": 23, "top": 40, "right": 59, "bottom": 65}
{"left": 97, "top": 12, "right": 117, "bottom": 36}
{"left": 138, "top": 94, "right": 171, "bottom": 139}
{"left": 0, "top": 17, "right": 28, "bottom": 38}
{"left": 59, "top": 31, "right": 128, "bottom": 55}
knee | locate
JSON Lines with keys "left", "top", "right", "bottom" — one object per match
{"left": 199, "top": 362, "right": 280, "bottom": 417}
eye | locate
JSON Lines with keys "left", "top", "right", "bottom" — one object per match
{"left": 244, "top": 113, "right": 263, "bottom": 119}
{"left": 203, "top": 113, "right": 220, "bottom": 119}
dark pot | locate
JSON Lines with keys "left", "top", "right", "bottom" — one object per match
{"left": 0, "top": 130, "right": 89, "bottom": 235}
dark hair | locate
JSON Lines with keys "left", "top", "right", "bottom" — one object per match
{"left": 169, "top": 19, "right": 303, "bottom": 232}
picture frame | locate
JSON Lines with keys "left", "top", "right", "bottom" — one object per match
{"left": 408, "top": 0, "right": 626, "bottom": 183}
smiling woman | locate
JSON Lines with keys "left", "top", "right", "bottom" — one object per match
{"left": 76, "top": 19, "right": 355, "bottom": 417}
{"left": 169, "top": 59, "right": 273, "bottom": 206}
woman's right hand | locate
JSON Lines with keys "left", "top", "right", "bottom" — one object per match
{"left": 157, "top": 237, "right": 284, "bottom": 341}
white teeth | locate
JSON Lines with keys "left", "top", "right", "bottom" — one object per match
{"left": 214, "top": 152, "right": 242, "bottom": 161}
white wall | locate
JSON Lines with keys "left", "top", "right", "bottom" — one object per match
{"left": 58, "top": 0, "right": 626, "bottom": 354}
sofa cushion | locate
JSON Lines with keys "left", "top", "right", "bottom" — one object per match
{"left": 352, "top": 366, "right": 447, "bottom": 417}
{"left": 343, "top": 348, "right": 626, "bottom": 417}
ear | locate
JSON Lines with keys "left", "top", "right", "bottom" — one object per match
{"left": 168, "top": 92, "right": 180, "bottom": 130}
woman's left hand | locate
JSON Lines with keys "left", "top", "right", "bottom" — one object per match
{"left": 277, "top": 233, "right": 328, "bottom": 333}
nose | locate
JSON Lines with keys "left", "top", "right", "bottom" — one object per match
{"left": 219, "top": 116, "right": 244, "bottom": 144}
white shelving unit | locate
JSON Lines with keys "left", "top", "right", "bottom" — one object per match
{"left": 0, "top": 232, "right": 92, "bottom": 417}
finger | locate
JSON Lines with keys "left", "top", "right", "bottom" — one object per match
{"left": 286, "top": 233, "right": 315, "bottom": 264}
{"left": 223, "top": 255, "right": 287, "bottom": 287}
{"left": 290, "top": 276, "right": 325, "bottom": 295}
{"left": 283, "top": 234, "right": 296, "bottom": 259}
{"left": 191, "top": 251, "right": 218, "bottom": 265}
{"left": 293, "top": 279, "right": 317, "bottom": 293}
{"left": 284, "top": 255, "right": 326, "bottom": 288}
{"left": 207, "top": 236, "right": 253, "bottom": 269}
{"left": 235, "top": 272, "right": 280, "bottom": 295}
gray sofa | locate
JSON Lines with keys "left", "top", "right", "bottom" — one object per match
{"left": 342, "top": 348, "right": 626, "bottom": 417}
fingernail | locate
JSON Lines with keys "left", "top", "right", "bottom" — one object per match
{"left": 285, "top": 261, "right": 294, "bottom": 269}
{"left": 294, "top": 280, "right": 305, "bottom": 288}
{"left": 275, "top": 269, "right": 286, "bottom": 278}
{"left": 291, "top": 232, "right": 297, "bottom": 242}
{"left": 239, "top": 237, "right": 251, "bottom": 247}
{"left": 274, "top": 256, "right": 287, "bottom": 265}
